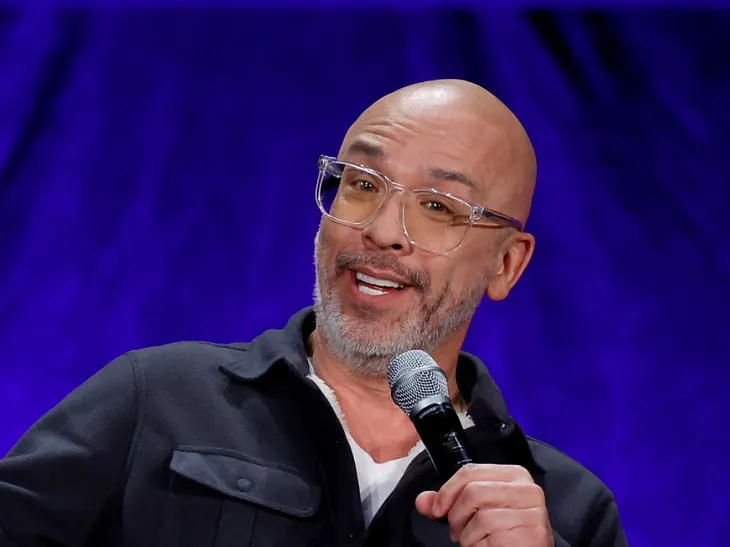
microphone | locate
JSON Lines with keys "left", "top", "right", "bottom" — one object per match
{"left": 388, "top": 350, "right": 473, "bottom": 482}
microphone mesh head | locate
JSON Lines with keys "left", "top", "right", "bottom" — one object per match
{"left": 388, "top": 350, "right": 449, "bottom": 416}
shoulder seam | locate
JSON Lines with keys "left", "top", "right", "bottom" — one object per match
{"left": 527, "top": 436, "right": 614, "bottom": 494}
{"left": 140, "top": 340, "right": 248, "bottom": 353}
{"left": 526, "top": 436, "right": 577, "bottom": 461}
{"left": 186, "top": 341, "right": 248, "bottom": 352}
{"left": 124, "top": 351, "right": 148, "bottom": 480}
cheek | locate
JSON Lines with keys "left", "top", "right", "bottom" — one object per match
{"left": 428, "top": 251, "right": 491, "bottom": 294}
{"left": 419, "top": 258, "right": 460, "bottom": 297}
{"left": 316, "top": 221, "right": 357, "bottom": 274}
{"left": 319, "top": 219, "right": 363, "bottom": 255}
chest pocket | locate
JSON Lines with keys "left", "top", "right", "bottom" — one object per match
{"left": 163, "top": 446, "right": 321, "bottom": 547}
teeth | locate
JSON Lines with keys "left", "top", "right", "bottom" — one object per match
{"left": 358, "top": 284, "right": 387, "bottom": 296}
{"left": 355, "top": 272, "right": 404, "bottom": 289}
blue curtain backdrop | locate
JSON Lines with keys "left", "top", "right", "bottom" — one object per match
{"left": 1, "top": 6, "right": 728, "bottom": 546}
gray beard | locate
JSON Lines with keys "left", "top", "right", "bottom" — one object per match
{"left": 312, "top": 230, "right": 489, "bottom": 379}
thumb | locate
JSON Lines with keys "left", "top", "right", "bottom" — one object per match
{"left": 415, "top": 490, "right": 439, "bottom": 519}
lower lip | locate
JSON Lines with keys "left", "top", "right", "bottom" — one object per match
{"left": 348, "top": 271, "right": 410, "bottom": 304}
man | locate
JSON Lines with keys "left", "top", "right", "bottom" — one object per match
{"left": 0, "top": 80, "right": 628, "bottom": 546}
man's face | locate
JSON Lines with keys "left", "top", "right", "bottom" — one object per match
{"left": 313, "top": 96, "right": 517, "bottom": 377}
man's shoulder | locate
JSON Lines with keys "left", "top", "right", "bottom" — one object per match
{"left": 524, "top": 436, "right": 626, "bottom": 544}
{"left": 123, "top": 309, "right": 313, "bottom": 380}
{"left": 131, "top": 340, "right": 249, "bottom": 362}
{"left": 125, "top": 340, "right": 251, "bottom": 377}
{"left": 111, "top": 341, "right": 253, "bottom": 392}
{"left": 526, "top": 435, "right": 616, "bottom": 505}
{"left": 108, "top": 341, "right": 260, "bottom": 411}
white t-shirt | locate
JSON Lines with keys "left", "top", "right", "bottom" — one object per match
{"left": 306, "top": 361, "right": 474, "bottom": 526}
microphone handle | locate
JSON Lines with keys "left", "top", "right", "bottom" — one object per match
{"left": 411, "top": 399, "right": 473, "bottom": 481}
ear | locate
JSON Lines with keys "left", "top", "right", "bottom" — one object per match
{"left": 486, "top": 231, "right": 535, "bottom": 301}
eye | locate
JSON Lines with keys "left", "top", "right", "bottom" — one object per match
{"left": 355, "top": 179, "right": 377, "bottom": 192}
{"left": 424, "top": 199, "right": 452, "bottom": 214}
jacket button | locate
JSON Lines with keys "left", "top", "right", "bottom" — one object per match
{"left": 237, "top": 478, "right": 253, "bottom": 491}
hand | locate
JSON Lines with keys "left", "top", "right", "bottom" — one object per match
{"left": 415, "top": 463, "right": 553, "bottom": 547}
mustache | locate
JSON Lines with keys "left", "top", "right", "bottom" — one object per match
{"left": 334, "top": 251, "right": 429, "bottom": 291}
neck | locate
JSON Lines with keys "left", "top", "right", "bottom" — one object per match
{"left": 308, "top": 327, "right": 468, "bottom": 462}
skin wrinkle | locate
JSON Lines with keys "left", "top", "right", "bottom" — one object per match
{"left": 344, "top": 138, "right": 481, "bottom": 203}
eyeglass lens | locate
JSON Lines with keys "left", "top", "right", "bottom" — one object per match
{"left": 318, "top": 162, "right": 473, "bottom": 253}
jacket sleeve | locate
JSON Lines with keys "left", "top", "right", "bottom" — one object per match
{"left": 554, "top": 488, "right": 629, "bottom": 547}
{"left": 0, "top": 353, "right": 141, "bottom": 546}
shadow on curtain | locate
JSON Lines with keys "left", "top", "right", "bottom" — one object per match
{"left": 0, "top": 8, "right": 728, "bottom": 546}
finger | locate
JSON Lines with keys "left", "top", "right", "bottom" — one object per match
{"left": 415, "top": 490, "right": 439, "bottom": 518}
{"left": 453, "top": 464, "right": 534, "bottom": 484}
{"left": 457, "top": 507, "right": 545, "bottom": 546}
{"left": 474, "top": 525, "right": 550, "bottom": 547}
{"left": 447, "top": 482, "right": 546, "bottom": 539}
{"left": 433, "top": 464, "right": 533, "bottom": 517}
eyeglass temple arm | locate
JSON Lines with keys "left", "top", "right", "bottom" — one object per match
{"left": 474, "top": 207, "right": 524, "bottom": 231}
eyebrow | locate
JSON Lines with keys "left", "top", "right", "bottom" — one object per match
{"left": 345, "top": 137, "right": 479, "bottom": 194}
{"left": 345, "top": 138, "right": 384, "bottom": 160}
{"left": 426, "top": 167, "right": 478, "bottom": 192}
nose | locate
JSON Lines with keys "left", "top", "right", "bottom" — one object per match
{"left": 361, "top": 192, "right": 411, "bottom": 254}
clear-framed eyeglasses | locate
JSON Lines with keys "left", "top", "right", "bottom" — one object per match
{"left": 315, "top": 155, "right": 524, "bottom": 255}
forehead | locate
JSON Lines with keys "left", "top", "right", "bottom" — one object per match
{"left": 339, "top": 109, "right": 515, "bottom": 202}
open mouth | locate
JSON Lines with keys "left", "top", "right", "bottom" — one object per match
{"left": 354, "top": 271, "right": 406, "bottom": 296}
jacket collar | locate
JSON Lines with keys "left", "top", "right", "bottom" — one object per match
{"left": 219, "top": 307, "right": 314, "bottom": 381}
{"left": 219, "top": 307, "right": 544, "bottom": 476}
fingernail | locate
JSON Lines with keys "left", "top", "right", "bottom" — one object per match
{"left": 432, "top": 501, "right": 441, "bottom": 517}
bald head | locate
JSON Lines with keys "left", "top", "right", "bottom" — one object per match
{"left": 314, "top": 81, "right": 538, "bottom": 371}
{"left": 339, "top": 79, "right": 537, "bottom": 224}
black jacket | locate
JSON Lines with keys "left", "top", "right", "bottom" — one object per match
{"left": 0, "top": 308, "right": 627, "bottom": 546}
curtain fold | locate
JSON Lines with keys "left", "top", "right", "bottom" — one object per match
{"left": 0, "top": 8, "right": 727, "bottom": 545}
